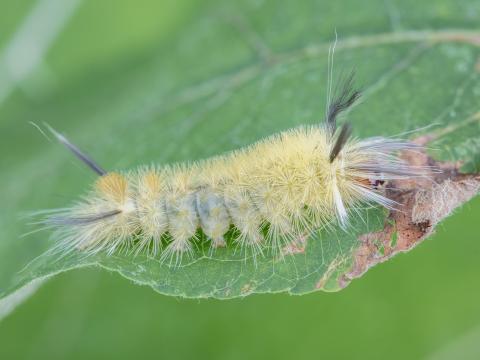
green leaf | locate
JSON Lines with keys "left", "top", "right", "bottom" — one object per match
{"left": 1, "top": 0, "right": 479, "bottom": 303}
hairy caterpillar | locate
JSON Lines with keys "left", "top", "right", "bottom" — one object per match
{"left": 38, "top": 74, "right": 426, "bottom": 265}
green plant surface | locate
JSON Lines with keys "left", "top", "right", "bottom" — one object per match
{"left": 1, "top": 0, "right": 479, "bottom": 304}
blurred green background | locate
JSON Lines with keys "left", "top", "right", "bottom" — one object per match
{"left": 1, "top": 0, "right": 480, "bottom": 359}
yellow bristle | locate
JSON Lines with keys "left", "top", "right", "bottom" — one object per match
{"left": 95, "top": 172, "right": 128, "bottom": 204}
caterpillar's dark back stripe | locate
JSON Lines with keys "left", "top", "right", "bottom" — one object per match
{"left": 47, "top": 209, "right": 121, "bottom": 226}
{"left": 329, "top": 123, "right": 352, "bottom": 162}
{"left": 46, "top": 124, "right": 107, "bottom": 176}
{"left": 326, "top": 71, "right": 361, "bottom": 135}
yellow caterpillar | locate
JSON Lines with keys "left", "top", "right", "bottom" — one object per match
{"left": 41, "top": 75, "right": 425, "bottom": 265}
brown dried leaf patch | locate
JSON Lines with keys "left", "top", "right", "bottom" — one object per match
{"left": 339, "top": 139, "right": 480, "bottom": 288}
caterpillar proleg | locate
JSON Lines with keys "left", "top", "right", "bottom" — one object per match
{"left": 38, "top": 74, "right": 428, "bottom": 265}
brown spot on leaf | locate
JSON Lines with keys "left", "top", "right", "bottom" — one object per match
{"left": 316, "top": 256, "right": 348, "bottom": 290}
{"left": 241, "top": 283, "right": 255, "bottom": 295}
{"left": 339, "top": 142, "right": 480, "bottom": 289}
{"left": 282, "top": 232, "right": 308, "bottom": 256}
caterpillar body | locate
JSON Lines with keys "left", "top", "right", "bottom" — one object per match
{"left": 41, "top": 77, "right": 425, "bottom": 265}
